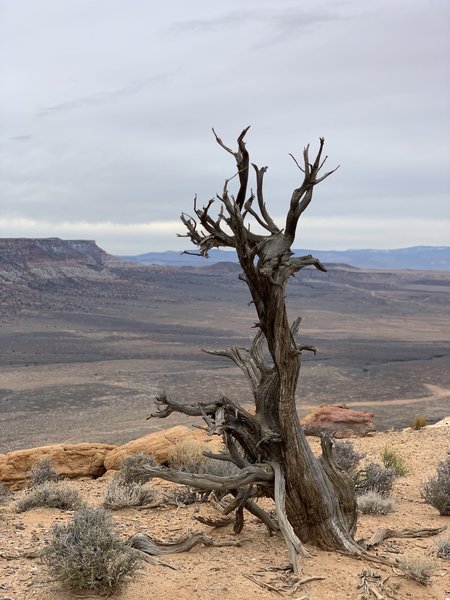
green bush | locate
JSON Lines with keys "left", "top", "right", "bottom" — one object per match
{"left": 422, "top": 456, "right": 450, "bottom": 516}
{"left": 15, "top": 481, "right": 82, "bottom": 513}
{"left": 42, "top": 507, "right": 138, "bottom": 593}
{"left": 29, "top": 457, "right": 60, "bottom": 486}
{"left": 381, "top": 446, "right": 408, "bottom": 476}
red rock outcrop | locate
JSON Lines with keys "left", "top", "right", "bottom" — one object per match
{"left": 301, "top": 404, "right": 375, "bottom": 438}
{"left": 104, "top": 425, "right": 221, "bottom": 471}
{"left": 0, "top": 443, "right": 116, "bottom": 489}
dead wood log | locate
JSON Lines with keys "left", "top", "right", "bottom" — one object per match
{"left": 128, "top": 531, "right": 243, "bottom": 557}
{"left": 367, "top": 526, "right": 447, "bottom": 548}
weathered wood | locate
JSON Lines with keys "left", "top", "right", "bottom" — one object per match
{"left": 142, "top": 463, "right": 273, "bottom": 491}
{"left": 367, "top": 526, "right": 447, "bottom": 548}
{"left": 129, "top": 531, "right": 243, "bottom": 557}
{"left": 147, "top": 128, "right": 360, "bottom": 554}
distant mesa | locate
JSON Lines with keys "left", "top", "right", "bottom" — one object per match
{"left": 0, "top": 238, "right": 120, "bottom": 288}
{"left": 122, "top": 246, "right": 450, "bottom": 271}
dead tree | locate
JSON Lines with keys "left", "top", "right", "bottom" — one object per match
{"left": 144, "top": 127, "right": 362, "bottom": 567}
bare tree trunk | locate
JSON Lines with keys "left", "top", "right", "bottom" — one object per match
{"left": 147, "top": 128, "right": 360, "bottom": 561}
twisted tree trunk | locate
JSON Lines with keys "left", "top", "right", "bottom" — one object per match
{"left": 146, "top": 128, "right": 361, "bottom": 567}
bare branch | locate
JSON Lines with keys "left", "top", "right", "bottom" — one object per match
{"left": 142, "top": 463, "right": 274, "bottom": 491}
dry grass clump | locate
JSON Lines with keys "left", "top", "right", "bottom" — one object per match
{"left": 332, "top": 440, "right": 365, "bottom": 473}
{"left": 15, "top": 481, "right": 82, "bottom": 513}
{"left": 0, "top": 481, "right": 12, "bottom": 504}
{"left": 103, "top": 479, "right": 157, "bottom": 510}
{"left": 436, "top": 536, "right": 450, "bottom": 560}
{"left": 355, "top": 462, "right": 395, "bottom": 497}
{"left": 397, "top": 556, "right": 436, "bottom": 585}
{"left": 381, "top": 446, "right": 408, "bottom": 476}
{"left": 42, "top": 507, "right": 138, "bottom": 594}
{"left": 29, "top": 457, "right": 60, "bottom": 486}
{"left": 357, "top": 491, "right": 395, "bottom": 515}
{"left": 118, "top": 453, "right": 158, "bottom": 484}
{"left": 411, "top": 416, "right": 427, "bottom": 430}
{"left": 166, "top": 439, "right": 210, "bottom": 471}
{"left": 422, "top": 456, "right": 450, "bottom": 515}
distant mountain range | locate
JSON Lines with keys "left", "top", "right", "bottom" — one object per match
{"left": 121, "top": 246, "right": 450, "bottom": 271}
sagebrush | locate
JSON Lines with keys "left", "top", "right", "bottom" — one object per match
{"left": 15, "top": 481, "right": 82, "bottom": 513}
{"left": 42, "top": 507, "right": 138, "bottom": 593}
{"left": 29, "top": 457, "right": 60, "bottom": 486}
{"left": 397, "top": 556, "right": 435, "bottom": 585}
{"left": 333, "top": 441, "right": 365, "bottom": 473}
{"left": 355, "top": 462, "right": 395, "bottom": 497}
{"left": 422, "top": 456, "right": 450, "bottom": 515}
{"left": 118, "top": 453, "right": 158, "bottom": 484}
{"left": 436, "top": 536, "right": 450, "bottom": 560}
{"left": 103, "top": 479, "right": 157, "bottom": 510}
{"left": 357, "top": 491, "right": 395, "bottom": 515}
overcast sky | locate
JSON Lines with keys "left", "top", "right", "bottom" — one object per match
{"left": 1, "top": 0, "right": 449, "bottom": 255}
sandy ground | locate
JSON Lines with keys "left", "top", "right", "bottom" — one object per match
{"left": 1, "top": 426, "right": 449, "bottom": 600}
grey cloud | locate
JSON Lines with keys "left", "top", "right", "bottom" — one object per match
{"left": 8, "top": 135, "right": 32, "bottom": 142}
{"left": 37, "top": 73, "right": 170, "bottom": 117}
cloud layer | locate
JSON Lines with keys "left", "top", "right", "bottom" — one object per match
{"left": 1, "top": 0, "right": 449, "bottom": 254}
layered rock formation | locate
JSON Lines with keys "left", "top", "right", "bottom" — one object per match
{"left": 301, "top": 404, "right": 375, "bottom": 438}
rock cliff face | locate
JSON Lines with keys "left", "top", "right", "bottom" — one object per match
{"left": 0, "top": 238, "right": 126, "bottom": 315}
{"left": 0, "top": 238, "right": 118, "bottom": 283}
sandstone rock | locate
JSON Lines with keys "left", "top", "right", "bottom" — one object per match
{"left": 0, "top": 443, "right": 116, "bottom": 488}
{"left": 104, "top": 425, "right": 221, "bottom": 471}
{"left": 301, "top": 404, "right": 375, "bottom": 438}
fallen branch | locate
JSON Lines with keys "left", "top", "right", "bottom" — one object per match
{"left": 128, "top": 531, "right": 244, "bottom": 557}
{"left": 193, "top": 515, "right": 233, "bottom": 528}
{"left": 244, "top": 574, "right": 284, "bottom": 595}
{"left": 367, "top": 526, "right": 447, "bottom": 548}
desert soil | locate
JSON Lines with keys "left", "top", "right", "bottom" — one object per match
{"left": 1, "top": 426, "right": 449, "bottom": 600}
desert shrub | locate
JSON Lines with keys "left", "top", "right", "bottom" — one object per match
{"left": 357, "top": 491, "right": 395, "bottom": 515}
{"left": 29, "top": 457, "right": 60, "bottom": 486}
{"left": 422, "top": 456, "right": 450, "bottom": 515}
{"left": 355, "top": 462, "right": 395, "bottom": 497}
{"left": 166, "top": 439, "right": 209, "bottom": 471}
{"left": 163, "top": 486, "right": 197, "bottom": 506}
{"left": 333, "top": 441, "right": 365, "bottom": 473}
{"left": 15, "top": 481, "right": 82, "bottom": 513}
{"left": 42, "top": 507, "right": 138, "bottom": 593}
{"left": 411, "top": 416, "right": 427, "bottom": 430}
{"left": 397, "top": 556, "right": 435, "bottom": 585}
{"left": 118, "top": 452, "right": 158, "bottom": 484}
{"left": 0, "top": 481, "right": 12, "bottom": 504}
{"left": 103, "top": 479, "right": 157, "bottom": 510}
{"left": 436, "top": 536, "right": 450, "bottom": 560}
{"left": 381, "top": 446, "right": 408, "bottom": 476}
